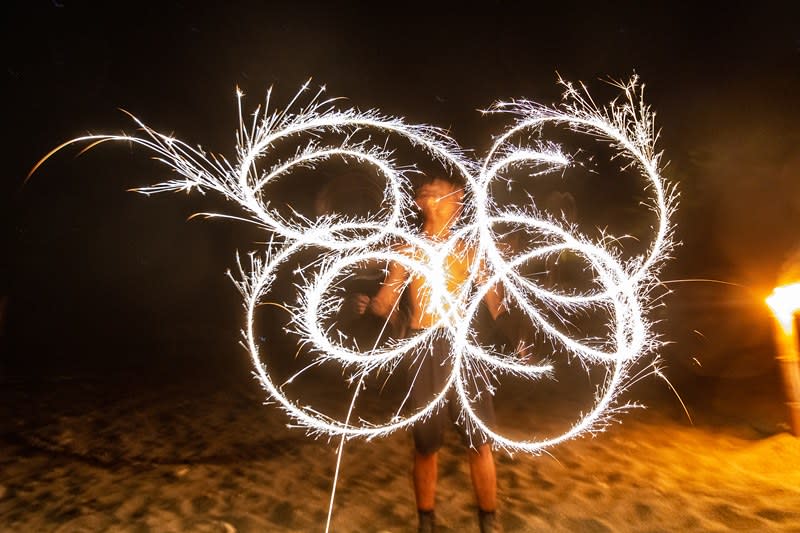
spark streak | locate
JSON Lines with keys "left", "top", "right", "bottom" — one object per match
{"left": 33, "top": 76, "right": 676, "bottom": 455}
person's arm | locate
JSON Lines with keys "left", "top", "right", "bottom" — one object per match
{"left": 483, "top": 281, "right": 505, "bottom": 320}
{"left": 368, "top": 259, "right": 408, "bottom": 319}
{"left": 476, "top": 254, "right": 522, "bottom": 353}
{"left": 485, "top": 280, "right": 519, "bottom": 348}
{"left": 475, "top": 249, "right": 505, "bottom": 320}
{"left": 339, "top": 259, "right": 408, "bottom": 324}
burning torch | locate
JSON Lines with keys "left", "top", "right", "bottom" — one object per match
{"left": 766, "top": 282, "right": 800, "bottom": 436}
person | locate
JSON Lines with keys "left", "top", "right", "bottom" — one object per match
{"left": 345, "top": 175, "right": 506, "bottom": 533}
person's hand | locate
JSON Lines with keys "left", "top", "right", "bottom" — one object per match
{"left": 346, "top": 293, "right": 370, "bottom": 316}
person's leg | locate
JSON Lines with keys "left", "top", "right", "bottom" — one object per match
{"left": 456, "top": 376, "right": 497, "bottom": 512}
{"left": 414, "top": 450, "right": 438, "bottom": 511}
{"left": 459, "top": 388, "right": 498, "bottom": 532}
{"left": 468, "top": 443, "right": 496, "bottom": 511}
{"left": 408, "top": 333, "right": 446, "bottom": 531}
{"left": 469, "top": 443, "right": 498, "bottom": 532}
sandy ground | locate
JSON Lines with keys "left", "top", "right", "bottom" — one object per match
{"left": 2, "top": 355, "right": 800, "bottom": 533}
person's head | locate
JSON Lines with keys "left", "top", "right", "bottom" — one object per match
{"left": 414, "top": 176, "right": 464, "bottom": 230}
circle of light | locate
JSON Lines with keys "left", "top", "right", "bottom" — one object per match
{"left": 38, "top": 78, "right": 675, "bottom": 454}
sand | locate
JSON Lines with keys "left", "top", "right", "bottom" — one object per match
{"left": 2, "top": 357, "right": 800, "bottom": 533}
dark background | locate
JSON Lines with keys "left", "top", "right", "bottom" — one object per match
{"left": 2, "top": 1, "right": 799, "bottom": 396}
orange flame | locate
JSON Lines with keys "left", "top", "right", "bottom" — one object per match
{"left": 767, "top": 282, "right": 800, "bottom": 332}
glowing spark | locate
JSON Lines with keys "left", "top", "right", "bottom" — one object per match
{"left": 33, "top": 77, "right": 676, "bottom": 455}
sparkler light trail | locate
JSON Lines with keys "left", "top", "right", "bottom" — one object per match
{"left": 32, "top": 77, "right": 676, "bottom": 457}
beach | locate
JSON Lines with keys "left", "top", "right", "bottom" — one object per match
{"left": 2, "top": 350, "right": 799, "bottom": 533}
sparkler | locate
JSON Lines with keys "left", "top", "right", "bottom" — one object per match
{"left": 32, "top": 77, "right": 675, "bottom": 455}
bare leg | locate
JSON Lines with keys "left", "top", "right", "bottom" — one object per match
{"left": 468, "top": 444, "right": 496, "bottom": 511}
{"left": 413, "top": 451, "right": 438, "bottom": 511}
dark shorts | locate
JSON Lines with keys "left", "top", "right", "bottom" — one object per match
{"left": 407, "top": 330, "right": 496, "bottom": 455}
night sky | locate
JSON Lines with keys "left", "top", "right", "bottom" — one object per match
{"left": 3, "top": 1, "right": 799, "bottom": 384}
